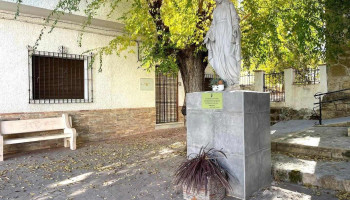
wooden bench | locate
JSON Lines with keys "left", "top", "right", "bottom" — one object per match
{"left": 0, "top": 114, "right": 77, "bottom": 161}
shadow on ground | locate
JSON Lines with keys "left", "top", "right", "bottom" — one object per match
{"left": 0, "top": 127, "right": 341, "bottom": 200}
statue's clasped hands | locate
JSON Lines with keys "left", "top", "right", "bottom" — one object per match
{"left": 204, "top": 30, "right": 215, "bottom": 45}
{"left": 231, "top": 29, "right": 238, "bottom": 44}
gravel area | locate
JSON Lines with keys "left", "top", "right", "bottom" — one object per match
{"left": 0, "top": 127, "right": 341, "bottom": 200}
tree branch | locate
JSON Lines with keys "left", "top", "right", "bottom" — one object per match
{"left": 147, "top": 0, "right": 170, "bottom": 41}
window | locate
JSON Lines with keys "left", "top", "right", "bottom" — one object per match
{"left": 28, "top": 50, "right": 93, "bottom": 104}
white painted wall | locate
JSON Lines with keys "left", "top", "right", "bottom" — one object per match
{"left": 254, "top": 66, "right": 328, "bottom": 110}
{"left": 178, "top": 73, "right": 186, "bottom": 106}
{"left": 0, "top": 10, "right": 185, "bottom": 114}
{"left": 283, "top": 66, "right": 327, "bottom": 110}
{"left": 254, "top": 70, "right": 264, "bottom": 92}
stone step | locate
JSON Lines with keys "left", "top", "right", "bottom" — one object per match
{"left": 272, "top": 126, "right": 350, "bottom": 160}
{"left": 272, "top": 153, "right": 350, "bottom": 192}
{"left": 319, "top": 121, "right": 350, "bottom": 127}
{"left": 321, "top": 116, "right": 350, "bottom": 127}
{"left": 272, "top": 141, "right": 350, "bottom": 160}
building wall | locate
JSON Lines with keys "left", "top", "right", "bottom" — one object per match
{"left": 0, "top": 17, "right": 157, "bottom": 113}
{"left": 0, "top": 10, "right": 186, "bottom": 112}
{"left": 0, "top": 4, "right": 185, "bottom": 155}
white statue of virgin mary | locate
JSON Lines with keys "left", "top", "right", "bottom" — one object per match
{"left": 204, "top": 0, "right": 242, "bottom": 90}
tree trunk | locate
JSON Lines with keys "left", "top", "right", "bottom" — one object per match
{"left": 177, "top": 46, "right": 207, "bottom": 94}
{"left": 177, "top": 45, "right": 207, "bottom": 116}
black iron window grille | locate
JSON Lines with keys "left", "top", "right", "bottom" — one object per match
{"left": 264, "top": 72, "right": 285, "bottom": 102}
{"left": 294, "top": 68, "right": 320, "bottom": 85}
{"left": 240, "top": 71, "right": 254, "bottom": 86}
{"left": 28, "top": 48, "right": 93, "bottom": 104}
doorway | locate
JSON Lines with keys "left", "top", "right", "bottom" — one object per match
{"left": 155, "top": 73, "right": 178, "bottom": 124}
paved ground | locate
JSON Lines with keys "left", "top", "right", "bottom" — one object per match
{"left": 0, "top": 128, "right": 343, "bottom": 200}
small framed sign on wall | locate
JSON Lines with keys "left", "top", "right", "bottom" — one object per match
{"left": 140, "top": 78, "right": 154, "bottom": 91}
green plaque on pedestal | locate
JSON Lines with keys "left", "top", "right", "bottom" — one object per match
{"left": 201, "top": 93, "right": 223, "bottom": 109}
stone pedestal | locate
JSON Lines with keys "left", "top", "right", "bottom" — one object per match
{"left": 186, "top": 91, "right": 271, "bottom": 200}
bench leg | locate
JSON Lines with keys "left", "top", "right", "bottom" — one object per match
{"left": 70, "top": 129, "right": 77, "bottom": 150}
{"left": 64, "top": 138, "right": 70, "bottom": 148}
{"left": 0, "top": 135, "right": 3, "bottom": 161}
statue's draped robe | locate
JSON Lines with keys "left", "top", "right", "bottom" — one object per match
{"left": 205, "top": 1, "right": 241, "bottom": 85}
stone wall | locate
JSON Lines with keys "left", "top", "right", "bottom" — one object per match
{"left": 325, "top": 0, "right": 350, "bottom": 119}
{"left": 270, "top": 107, "right": 314, "bottom": 125}
{"left": 327, "top": 50, "right": 350, "bottom": 91}
{"left": 321, "top": 92, "right": 350, "bottom": 119}
{"left": 0, "top": 108, "right": 156, "bottom": 155}
{"left": 324, "top": 49, "right": 350, "bottom": 119}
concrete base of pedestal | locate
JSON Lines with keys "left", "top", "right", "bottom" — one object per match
{"left": 186, "top": 91, "right": 271, "bottom": 200}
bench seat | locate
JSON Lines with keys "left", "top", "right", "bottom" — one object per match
{"left": 0, "top": 114, "right": 77, "bottom": 161}
{"left": 4, "top": 134, "right": 71, "bottom": 145}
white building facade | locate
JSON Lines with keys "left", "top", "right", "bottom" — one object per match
{"left": 0, "top": 1, "right": 185, "bottom": 154}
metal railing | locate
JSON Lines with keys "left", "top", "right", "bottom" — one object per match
{"left": 204, "top": 74, "right": 215, "bottom": 79}
{"left": 264, "top": 72, "right": 285, "bottom": 102}
{"left": 314, "top": 88, "right": 350, "bottom": 125}
{"left": 294, "top": 68, "right": 320, "bottom": 85}
{"left": 204, "top": 72, "right": 255, "bottom": 90}
{"left": 240, "top": 72, "right": 254, "bottom": 86}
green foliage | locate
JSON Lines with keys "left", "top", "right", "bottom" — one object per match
{"left": 241, "top": 0, "right": 325, "bottom": 72}
{"left": 324, "top": 0, "right": 350, "bottom": 62}
{"left": 241, "top": 0, "right": 349, "bottom": 72}
{"left": 15, "top": 0, "right": 22, "bottom": 19}
{"left": 289, "top": 170, "right": 302, "bottom": 184}
{"left": 209, "top": 76, "right": 226, "bottom": 87}
{"left": 15, "top": 0, "right": 350, "bottom": 74}
{"left": 110, "top": 0, "right": 214, "bottom": 75}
